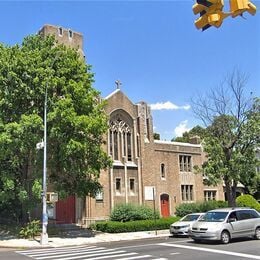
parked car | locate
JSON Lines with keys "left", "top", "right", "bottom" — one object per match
{"left": 170, "top": 213, "right": 204, "bottom": 236}
{"left": 189, "top": 207, "right": 260, "bottom": 244}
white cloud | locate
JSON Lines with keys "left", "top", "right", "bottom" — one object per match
{"left": 150, "top": 101, "right": 190, "bottom": 111}
{"left": 174, "top": 120, "right": 191, "bottom": 137}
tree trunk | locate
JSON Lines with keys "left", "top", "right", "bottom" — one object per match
{"left": 224, "top": 178, "right": 236, "bottom": 207}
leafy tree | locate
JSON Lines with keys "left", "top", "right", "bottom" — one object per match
{"left": 153, "top": 132, "right": 160, "bottom": 140}
{"left": 171, "top": 125, "right": 206, "bottom": 143}
{"left": 0, "top": 35, "right": 111, "bottom": 222}
{"left": 192, "top": 70, "right": 260, "bottom": 206}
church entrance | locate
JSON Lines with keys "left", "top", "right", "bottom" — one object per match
{"left": 160, "top": 193, "right": 170, "bottom": 217}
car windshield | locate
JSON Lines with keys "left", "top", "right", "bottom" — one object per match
{"left": 181, "top": 214, "right": 201, "bottom": 221}
{"left": 199, "top": 212, "right": 228, "bottom": 222}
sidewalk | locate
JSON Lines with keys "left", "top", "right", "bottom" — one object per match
{"left": 0, "top": 230, "right": 170, "bottom": 248}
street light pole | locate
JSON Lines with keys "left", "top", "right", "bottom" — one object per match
{"left": 40, "top": 86, "right": 48, "bottom": 245}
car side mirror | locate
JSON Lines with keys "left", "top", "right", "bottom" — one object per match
{"left": 228, "top": 217, "right": 236, "bottom": 223}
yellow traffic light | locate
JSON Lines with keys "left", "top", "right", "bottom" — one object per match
{"left": 193, "top": 0, "right": 230, "bottom": 31}
{"left": 230, "top": 0, "right": 257, "bottom": 17}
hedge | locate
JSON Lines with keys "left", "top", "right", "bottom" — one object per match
{"left": 110, "top": 203, "right": 160, "bottom": 222}
{"left": 93, "top": 216, "right": 180, "bottom": 233}
{"left": 175, "top": 200, "right": 228, "bottom": 217}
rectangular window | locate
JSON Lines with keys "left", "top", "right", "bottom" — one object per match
{"left": 109, "top": 130, "right": 113, "bottom": 156}
{"left": 115, "top": 178, "right": 121, "bottom": 194}
{"left": 127, "top": 132, "right": 132, "bottom": 161}
{"left": 204, "top": 190, "right": 216, "bottom": 201}
{"left": 181, "top": 185, "right": 194, "bottom": 201}
{"left": 114, "top": 131, "right": 118, "bottom": 160}
{"left": 58, "top": 27, "right": 63, "bottom": 36}
{"left": 161, "top": 163, "right": 166, "bottom": 179}
{"left": 68, "top": 29, "right": 73, "bottom": 38}
{"left": 95, "top": 191, "right": 103, "bottom": 202}
{"left": 179, "top": 155, "right": 192, "bottom": 172}
{"left": 129, "top": 178, "right": 135, "bottom": 194}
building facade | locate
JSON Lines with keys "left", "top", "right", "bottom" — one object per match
{"left": 39, "top": 24, "right": 224, "bottom": 225}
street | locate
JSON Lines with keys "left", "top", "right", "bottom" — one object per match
{"left": 1, "top": 236, "right": 260, "bottom": 260}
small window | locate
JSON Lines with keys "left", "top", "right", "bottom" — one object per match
{"left": 95, "top": 191, "right": 103, "bottom": 202}
{"left": 179, "top": 155, "right": 192, "bottom": 172}
{"left": 181, "top": 185, "right": 194, "bottom": 201}
{"left": 68, "top": 29, "right": 73, "bottom": 38}
{"left": 129, "top": 178, "right": 135, "bottom": 194}
{"left": 161, "top": 163, "right": 166, "bottom": 179}
{"left": 58, "top": 27, "right": 63, "bottom": 36}
{"left": 204, "top": 190, "right": 217, "bottom": 201}
{"left": 115, "top": 178, "right": 121, "bottom": 194}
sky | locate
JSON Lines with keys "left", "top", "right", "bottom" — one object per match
{"left": 0, "top": 0, "right": 259, "bottom": 140}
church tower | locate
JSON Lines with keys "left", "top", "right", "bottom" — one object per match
{"left": 38, "top": 24, "right": 85, "bottom": 59}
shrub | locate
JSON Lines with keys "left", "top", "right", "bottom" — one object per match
{"left": 175, "top": 200, "right": 228, "bottom": 217}
{"left": 110, "top": 203, "right": 160, "bottom": 222}
{"left": 95, "top": 216, "right": 180, "bottom": 233}
{"left": 19, "top": 220, "right": 41, "bottom": 239}
{"left": 236, "top": 194, "right": 260, "bottom": 211}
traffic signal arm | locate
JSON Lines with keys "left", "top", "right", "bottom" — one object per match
{"left": 230, "top": 0, "right": 257, "bottom": 17}
{"left": 193, "top": 0, "right": 257, "bottom": 31}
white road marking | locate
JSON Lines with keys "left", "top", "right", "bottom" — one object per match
{"left": 159, "top": 243, "right": 260, "bottom": 259}
{"left": 170, "top": 252, "right": 181, "bottom": 255}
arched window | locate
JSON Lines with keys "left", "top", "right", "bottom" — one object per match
{"left": 109, "top": 111, "right": 133, "bottom": 162}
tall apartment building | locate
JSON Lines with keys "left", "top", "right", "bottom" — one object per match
{"left": 39, "top": 25, "right": 224, "bottom": 225}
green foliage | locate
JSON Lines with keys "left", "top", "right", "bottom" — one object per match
{"left": 175, "top": 200, "right": 228, "bottom": 217}
{"left": 93, "top": 217, "right": 180, "bottom": 233}
{"left": 0, "top": 34, "right": 111, "bottom": 222}
{"left": 153, "top": 133, "right": 160, "bottom": 140}
{"left": 191, "top": 71, "right": 260, "bottom": 207}
{"left": 19, "top": 220, "right": 41, "bottom": 239}
{"left": 236, "top": 195, "right": 260, "bottom": 211}
{"left": 171, "top": 125, "right": 206, "bottom": 143}
{"left": 110, "top": 203, "right": 160, "bottom": 222}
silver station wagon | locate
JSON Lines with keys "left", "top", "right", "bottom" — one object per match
{"left": 189, "top": 208, "right": 260, "bottom": 244}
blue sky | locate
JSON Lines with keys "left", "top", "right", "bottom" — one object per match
{"left": 0, "top": 0, "right": 259, "bottom": 140}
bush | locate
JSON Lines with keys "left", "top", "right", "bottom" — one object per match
{"left": 110, "top": 203, "right": 160, "bottom": 222}
{"left": 236, "top": 194, "right": 260, "bottom": 211}
{"left": 19, "top": 220, "right": 41, "bottom": 239}
{"left": 94, "top": 216, "right": 180, "bottom": 233}
{"left": 175, "top": 200, "right": 228, "bottom": 217}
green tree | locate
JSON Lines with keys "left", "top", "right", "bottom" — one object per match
{"left": 192, "top": 70, "right": 260, "bottom": 206}
{"left": 153, "top": 132, "right": 160, "bottom": 140}
{"left": 0, "top": 35, "right": 111, "bottom": 222}
{"left": 171, "top": 125, "right": 206, "bottom": 143}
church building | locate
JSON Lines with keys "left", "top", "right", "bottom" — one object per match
{"left": 39, "top": 24, "right": 224, "bottom": 225}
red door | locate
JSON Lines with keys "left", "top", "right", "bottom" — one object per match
{"left": 160, "top": 194, "right": 170, "bottom": 217}
{"left": 56, "top": 195, "right": 76, "bottom": 224}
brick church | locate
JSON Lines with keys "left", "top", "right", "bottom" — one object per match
{"left": 39, "top": 24, "right": 224, "bottom": 226}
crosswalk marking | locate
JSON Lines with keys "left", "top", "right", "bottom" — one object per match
{"left": 16, "top": 245, "right": 165, "bottom": 260}
{"left": 82, "top": 252, "right": 138, "bottom": 260}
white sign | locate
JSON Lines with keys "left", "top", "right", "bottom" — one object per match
{"left": 144, "top": 186, "right": 155, "bottom": 200}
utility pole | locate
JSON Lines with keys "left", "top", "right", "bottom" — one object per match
{"left": 40, "top": 87, "right": 48, "bottom": 245}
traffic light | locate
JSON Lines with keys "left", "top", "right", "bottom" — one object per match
{"left": 230, "top": 0, "right": 257, "bottom": 17}
{"left": 193, "top": 0, "right": 230, "bottom": 31}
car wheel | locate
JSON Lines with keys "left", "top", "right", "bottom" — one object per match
{"left": 192, "top": 238, "right": 201, "bottom": 243}
{"left": 220, "top": 231, "right": 230, "bottom": 244}
{"left": 255, "top": 227, "right": 260, "bottom": 240}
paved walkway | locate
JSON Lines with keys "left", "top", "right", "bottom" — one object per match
{"left": 0, "top": 230, "right": 170, "bottom": 248}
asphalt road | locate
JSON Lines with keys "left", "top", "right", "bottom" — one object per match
{"left": 1, "top": 236, "right": 260, "bottom": 260}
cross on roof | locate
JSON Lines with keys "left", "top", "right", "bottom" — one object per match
{"left": 115, "top": 80, "right": 122, "bottom": 89}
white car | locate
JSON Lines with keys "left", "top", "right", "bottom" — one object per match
{"left": 170, "top": 213, "right": 204, "bottom": 236}
{"left": 189, "top": 208, "right": 260, "bottom": 244}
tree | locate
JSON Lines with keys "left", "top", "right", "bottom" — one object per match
{"left": 0, "top": 35, "right": 111, "bottom": 222}
{"left": 191, "top": 70, "right": 259, "bottom": 206}
{"left": 171, "top": 125, "right": 206, "bottom": 143}
{"left": 153, "top": 132, "right": 160, "bottom": 140}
